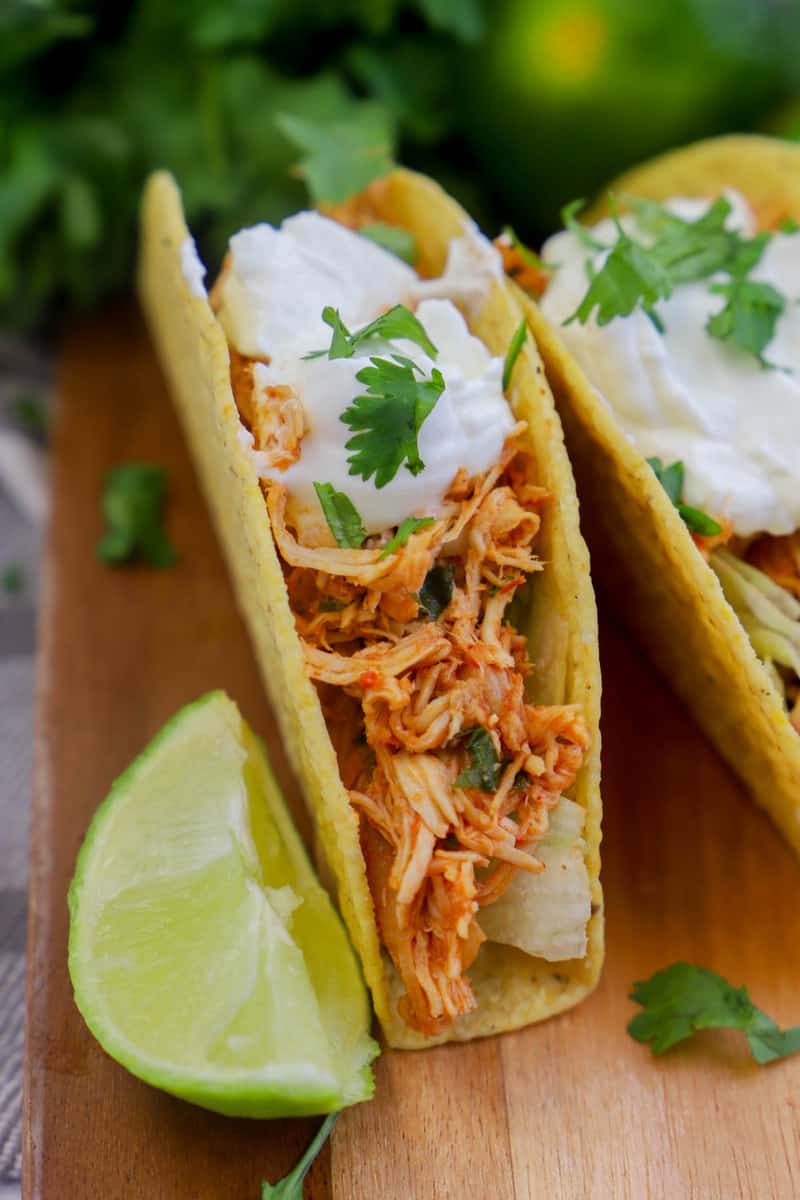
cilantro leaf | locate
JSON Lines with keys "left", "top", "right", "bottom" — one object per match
{"left": 262, "top": 1112, "right": 339, "bottom": 1199}
{"left": 646, "top": 457, "right": 722, "bottom": 537}
{"left": 417, "top": 562, "right": 454, "bottom": 619}
{"left": 561, "top": 199, "right": 605, "bottom": 252}
{"left": 627, "top": 195, "right": 737, "bottom": 285}
{"left": 2, "top": 563, "right": 24, "bottom": 595}
{"left": 502, "top": 316, "right": 527, "bottom": 392}
{"left": 342, "top": 357, "right": 444, "bottom": 488}
{"left": 646, "top": 456, "right": 684, "bottom": 506}
{"left": 678, "top": 504, "right": 725, "bottom": 536}
{"left": 97, "top": 465, "right": 177, "bottom": 568}
{"left": 707, "top": 278, "right": 785, "bottom": 365}
{"left": 313, "top": 482, "right": 366, "bottom": 548}
{"left": 416, "top": 0, "right": 484, "bottom": 42}
{"left": 319, "top": 596, "right": 346, "bottom": 612}
{"left": 567, "top": 193, "right": 791, "bottom": 362}
{"left": 454, "top": 726, "right": 502, "bottom": 792}
{"left": 628, "top": 962, "right": 800, "bottom": 1065}
{"left": 379, "top": 516, "right": 435, "bottom": 560}
{"left": 566, "top": 226, "right": 672, "bottom": 328}
{"left": 12, "top": 392, "right": 48, "bottom": 440}
{"left": 308, "top": 305, "right": 437, "bottom": 362}
{"left": 276, "top": 103, "right": 394, "bottom": 204}
{"left": 358, "top": 222, "right": 418, "bottom": 265}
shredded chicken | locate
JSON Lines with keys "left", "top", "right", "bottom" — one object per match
{"left": 229, "top": 349, "right": 305, "bottom": 471}
{"left": 494, "top": 236, "right": 551, "bottom": 299}
{"left": 227, "top": 328, "right": 588, "bottom": 1037}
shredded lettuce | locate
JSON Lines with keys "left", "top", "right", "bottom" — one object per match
{"left": 479, "top": 797, "right": 591, "bottom": 962}
{"left": 710, "top": 547, "right": 800, "bottom": 706}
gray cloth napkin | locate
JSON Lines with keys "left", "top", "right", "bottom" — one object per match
{"left": 0, "top": 337, "right": 49, "bottom": 1185}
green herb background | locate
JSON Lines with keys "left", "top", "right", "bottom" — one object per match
{"left": 4, "top": 0, "right": 800, "bottom": 329}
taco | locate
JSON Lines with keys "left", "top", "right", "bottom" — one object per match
{"left": 505, "top": 134, "right": 800, "bottom": 855}
{"left": 138, "top": 168, "right": 602, "bottom": 1047}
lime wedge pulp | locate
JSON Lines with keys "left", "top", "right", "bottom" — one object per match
{"left": 68, "top": 691, "right": 377, "bottom": 1117}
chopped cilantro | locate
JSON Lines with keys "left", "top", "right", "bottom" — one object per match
{"left": 565, "top": 193, "right": 795, "bottom": 362}
{"left": 646, "top": 457, "right": 722, "bottom": 537}
{"left": 307, "top": 305, "right": 437, "bottom": 362}
{"left": 2, "top": 563, "right": 24, "bottom": 594}
{"left": 417, "top": 0, "right": 484, "bottom": 42}
{"left": 319, "top": 596, "right": 346, "bottom": 612}
{"left": 647, "top": 456, "right": 683, "bottom": 506}
{"left": 96, "top": 465, "right": 177, "bottom": 568}
{"left": 359, "top": 222, "right": 418, "bottom": 265}
{"left": 417, "top": 562, "right": 454, "bottom": 619}
{"left": 454, "top": 726, "right": 502, "bottom": 792}
{"left": 707, "top": 278, "right": 785, "bottom": 365}
{"left": 780, "top": 217, "right": 800, "bottom": 234}
{"left": 12, "top": 393, "right": 48, "bottom": 439}
{"left": 561, "top": 199, "right": 605, "bottom": 252}
{"left": 379, "top": 516, "right": 435, "bottom": 560}
{"left": 342, "top": 357, "right": 444, "bottom": 488}
{"left": 566, "top": 218, "right": 672, "bottom": 330}
{"left": 262, "top": 1112, "right": 339, "bottom": 1199}
{"left": 276, "top": 104, "right": 394, "bottom": 204}
{"left": 502, "top": 317, "right": 527, "bottom": 392}
{"left": 313, "top": 483, "right": 366, "bottom": 548}
{"left": 627, "top": 195, "right": 737, "bottom": 285}
{"left": 628, "top": 962, "right": 800, "bottom": 1064}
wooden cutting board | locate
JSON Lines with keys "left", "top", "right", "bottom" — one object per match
{"left": 24, "top": 307, "right": 800, "bottom": 1199}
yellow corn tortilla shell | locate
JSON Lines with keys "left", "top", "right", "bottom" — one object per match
{"left": 137, "top": 168, "right": 602, "bottom": 1047}
{"left": 519, "top": 134, "right": 800, "bottom": 857}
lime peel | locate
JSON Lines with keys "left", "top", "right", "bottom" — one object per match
{"left": 68, "top": 690, "right": 377, "bottom": 1118}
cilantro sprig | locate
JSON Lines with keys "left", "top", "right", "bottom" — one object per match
{"left": 97, "top": 465, "right": 177, "bottom": 568}
{"left": 359, "top": 222, "right": 418, "bottom": 265}
{"left": 261, "top": 1112, "right": 339, "bottom": 1199}
{"left": 565, "top": 194, "right": 793, "bottom": 362}
{"left": 379, "top": 516, "right": 435, "bottom": 560}
{"left": 313, "top": 483, "right": 366, "bottom": 548}
{"left": 707, "top": 278, "right": 785, "bottom": 366}
{"left": 628, "top": 963, "right": 800, "bottom": 1064}
{"left": 417, "top": 562, "right": 454, "bottom": 619}
{"left": 342, "top": 356, "right": 444, "bottom": 488}
{"left": 646, "top": 457, "right": 722, "bottom": 537}
{"left": 276, "top": 103, "right": 394, "bottom": 204}
{"left": 307, "top": 305, "right": 437, "bottom": 362}
{"left": 2, "top": 563, "right": 24, "bottom": 595}
{"left": 454, "top": 726, "right": 502, "bottom": 792}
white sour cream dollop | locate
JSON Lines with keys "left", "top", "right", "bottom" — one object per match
{"left": 216, "top": 213, "right": 513, "bottom": 540}
{"left": 539, "top": 191, "right": 800, "bottom": 537}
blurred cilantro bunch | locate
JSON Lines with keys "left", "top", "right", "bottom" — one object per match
{"left": 0, "top": 0, "right": 483, "bottom": 327}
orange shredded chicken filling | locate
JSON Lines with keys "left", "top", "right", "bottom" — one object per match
{"left": 228, "top": 354, "right": 588, "bottom": 1037}
{"left": 494, "top": 237, "right": 551, "bottom": 299}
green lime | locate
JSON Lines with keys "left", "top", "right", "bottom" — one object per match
{"left": 68, "top": 691, "right": 377, "bottom": 1118}
{"left": 458, "top": 0, "right": 789, "bottom": 230}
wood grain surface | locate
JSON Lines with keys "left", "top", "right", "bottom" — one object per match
{"left": 24, "top": 308, "right": 800, "bottom": 1199}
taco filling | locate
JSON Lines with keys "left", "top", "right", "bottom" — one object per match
{"left": 532, "top": 191, "right": 800, "bottom": 731}
{"left": 206, "top": 211, "right": 591, "bottom": 1036}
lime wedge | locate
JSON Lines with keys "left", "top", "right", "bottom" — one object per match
{"left": 68, "top": 691, "right": 377, "bottom": 1117}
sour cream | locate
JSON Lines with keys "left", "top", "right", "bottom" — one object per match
{"left": 216, "top": 213, "right": 513, "bottom": 540}
{"left": 539, "top": 192, "right": 800, "bottom": 537}
{"left": 180, "top": 235, "right": 207, "bottom": 298}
